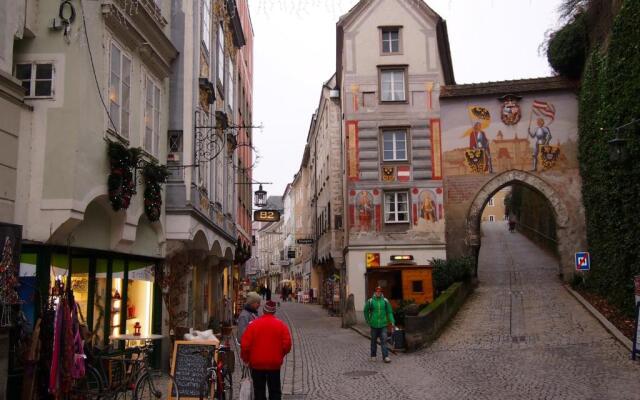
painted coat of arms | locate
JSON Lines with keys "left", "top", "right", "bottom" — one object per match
{"left": 540, "top": 145, "right": 560, "bottom": 170}
{"left": 465, "top": 149, "right": 486, "bottom": 173}
{"left": 498, "top": 94, "right": 522, "bottom": 126}
{"left": 382, "top": 166, "right": 395, "bottom": 181}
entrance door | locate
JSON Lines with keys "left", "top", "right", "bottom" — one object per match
{"left": 366, "top": 269, "right": 402, "bottom": 305}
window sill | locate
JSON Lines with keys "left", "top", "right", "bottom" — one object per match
{"left": 379, "top": 100, "right": 408, "bottom": 105}
{"left": 380, "top": 52, "right": 403, "bottom": 56}
{"left": 381, "top": 159, "right": 409, "bottom": 164}
{"left": 106, "top": 128, "right": 130, "bottom": 146}
{"left": 384, "top": 221, "right": 410, "bottom": 225}
{"left": 25, "top": 95, "right": 55, "bottom": 100}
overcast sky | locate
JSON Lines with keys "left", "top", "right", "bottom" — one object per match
{"left": 248, "top": 0, "right": 565, "bottom": 197}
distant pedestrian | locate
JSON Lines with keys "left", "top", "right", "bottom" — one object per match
{"left": 237, "top": 291, "right": 261, "bottom": 345}
{"left": 364, "top": 286, "right": 395, "bottom": 363}
{"left": 281, "top": 285, "right": 288, "bottom": 302}
{"left": 241, "top": 300, "right": 292, "bottom": 400}
{"left": 265, "top": 286, "right": 272, "bottom": 301}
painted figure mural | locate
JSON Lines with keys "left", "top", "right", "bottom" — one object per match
{"left": 464, "top": 107, "right": 493, "bottom": 174}
{"left": 420, "top": 191, "right": 438, "bottom": 222}
{"left": 356, "top": 191, "right": 374, "bottom": 231}
{"left": 442, "top": 95, "right": 576, "bottom": 176}
{"left": 528, "top": 100, "right": 557, "bottom": 171}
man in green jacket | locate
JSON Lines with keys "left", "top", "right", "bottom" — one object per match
{"left": 364, "top": 286, "right": 395, "bottom": 363}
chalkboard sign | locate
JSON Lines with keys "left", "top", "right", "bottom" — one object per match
{"left": 170, "top": 340, "right": 217, "bottom": 400}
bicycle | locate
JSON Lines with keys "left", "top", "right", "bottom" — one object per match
{"left": 195, "top": 343, "right": 234, "bottom": 400}
{"left": 71, "top": 341, "right": 180, "bottom": 400}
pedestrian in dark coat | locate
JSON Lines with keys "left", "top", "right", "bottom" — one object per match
{"left": 265, "top": 286, "right": 272, "bottom": 301}
{"left": 241, "top": 300, "right": 292, "bottom": 400}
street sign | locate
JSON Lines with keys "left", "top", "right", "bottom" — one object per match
{"left": 575, "top": 252, "right": 590, "bottom": 271}
{"left": 296, "top": 238, "right": 314, "bottom": 245}
{"left": 254, "top": 209, "right": 281, "bottom": 222}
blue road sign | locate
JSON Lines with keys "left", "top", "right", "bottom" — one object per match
{"left": 575, "top": 252, "right": 590, "bottom": 271}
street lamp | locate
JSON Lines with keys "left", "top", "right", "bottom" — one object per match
{"left": 605, "top": 119, "right": 639, "bottom": 164}
{"left": 254, "top": 184, "right": 267, "bottom": 208}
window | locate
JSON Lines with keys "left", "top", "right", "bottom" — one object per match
{"left": 217, "top": 23, "right": 224, "bottom": 85}
{"left": 382, "top": 130, "right": 407, "bottom": 161}
{"left": 488, "top": 198, "right": 495, "bottom": 206}
{"left": 489, "top": 215, "right": 495, "bottom": 222}
{"left": 108, "top": 43, "right": 131, "bottom": 137}
{"left": 411, "top": 280, "right": 423, "bottom": 293}
{"left": 228, "top": 58, "right": 234, "bottom": 113}
{"left": 380, "top": 68, "right": 405, "bottom": 101}
{"left": 202, "top": 0, "right": 211, "bottom": 52}
{"left": 144, "top": 76, "right": 161, "bottom": 157}
{"left": 384, "top": 192, "right": 409, "bottom": 223}
{"left": 15, "top": 62, "right": 55, "bottom": 98}
{"left": 381, "top": 28, "right": 400, "bottom": 53}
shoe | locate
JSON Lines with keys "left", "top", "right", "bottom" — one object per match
{"left": 383, "top": 357, "right": 391, "bottom": 363}
{"left": 369, "top": 356, "right": 376, "bottom": 362}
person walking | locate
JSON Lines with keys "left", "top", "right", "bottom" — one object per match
{"left": 364, "top": 286, "right": 395, "bottom": 363}
{"left": 241, "top": 300, "right": 292, "bottom": 400}
{"left": 265, "top": 285, "right": 272, "bottom": 301}
{"left": 237, "top": 291, "right": 261, "bottom": 344}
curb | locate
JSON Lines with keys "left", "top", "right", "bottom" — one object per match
{"left": 564, "top": 284, "right": 633, "bottom": 351}
{"left": 349, "top": 325, "right": 399, "bottom": 355}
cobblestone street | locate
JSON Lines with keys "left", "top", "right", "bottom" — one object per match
{"left": 255, "top": 223, "right": 640, "bottom": 399}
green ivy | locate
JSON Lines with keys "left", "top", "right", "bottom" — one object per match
{"left": 430, "top": 257, "right": 473, "bottom": 296}
{"left": 578, "top": 0, "right": 640, "bottom": 316}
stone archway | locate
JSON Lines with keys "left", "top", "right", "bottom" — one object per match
{"left": 465, "top": 170, "right": 572, "bottom": 278}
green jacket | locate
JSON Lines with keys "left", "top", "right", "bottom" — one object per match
{"left": 364, "top": 296, "right": 395, "bottom": 329}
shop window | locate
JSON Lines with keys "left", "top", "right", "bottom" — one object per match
{"left": 412, "top": 280, "right": 424, "bottom": 293}
{"left": 93, "top": 258, "right": 109, "bottom": 346}
{"left": 125, "top": 261, "right": 155, "bottom": 337}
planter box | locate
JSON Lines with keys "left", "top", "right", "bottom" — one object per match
{"left": 403, "top": 280, "right": 474, "bottom": 351}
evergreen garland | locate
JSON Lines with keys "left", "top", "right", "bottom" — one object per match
{"left": 143, "top": 163, "right": 170, "bottom": 222}
{"left": 107, "top": 141, "right": 140, "bottom": 211}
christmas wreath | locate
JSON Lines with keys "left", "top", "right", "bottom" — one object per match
{"left": 107, "top": 141, "right": 140, "bottom": 211}
{"left": 143, "top": 163, "right": 170, "bottom": 222}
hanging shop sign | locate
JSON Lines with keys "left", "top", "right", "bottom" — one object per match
{"left": 296, "top": 238, "right": 314, "bottom": 245}
{"left": 253, "top": 209, "right": 281, "bottom": 222}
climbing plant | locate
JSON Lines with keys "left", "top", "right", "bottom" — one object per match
{"left": 142, "top": 162, "right": 170, "bottom": 222}
{"left": 107, "top": 141, "right": 140, "bottom": 211}
{"left": 576, "top": 0, "right": 640, "bottom": 316}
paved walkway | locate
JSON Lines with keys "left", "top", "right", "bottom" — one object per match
{"left": 241, "top": 223, "right": 640, "bottom": 399}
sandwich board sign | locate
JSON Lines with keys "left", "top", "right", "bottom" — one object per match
{"left": 575, "top": 252, "right": 590, "bottom": 271}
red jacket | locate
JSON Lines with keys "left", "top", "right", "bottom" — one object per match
{"left": 240, "top": 314, "right": 292, "bottom": 370}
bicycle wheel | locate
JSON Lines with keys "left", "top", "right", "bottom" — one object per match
{"left": 134, "top": 370, "right": 179, "bottom": 400}
{"left": 70, "top": 364, "right": 104, "bottom": 400}
{"left": 216, "top": 370, "right": 232, "bottom": 400}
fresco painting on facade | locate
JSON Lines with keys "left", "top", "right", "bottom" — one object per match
{"left": 430, "top": 119, "right": 443, "bottom": 179}
{"left": 347, "top": 121, "right": 359, "bottom": 181}
{"left": 356, "top": 191, "right": 374, "bottom": 231}
{"left": 366, "top": 253, "right": 380, "bottom": 268}
{"left": 443, "top": 96, "right": 577, "bottom": 177}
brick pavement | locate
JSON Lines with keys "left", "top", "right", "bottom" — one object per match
{"left": 238, "top": 223, "right": 640, "bottom": 399}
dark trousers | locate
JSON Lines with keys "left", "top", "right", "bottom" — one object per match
{"left": 251, "top": 369, "right": 281, "bottom": 400}
{"left": 370, "top": 327, "right": 389, "bottom": 358}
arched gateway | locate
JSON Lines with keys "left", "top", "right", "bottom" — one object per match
{"left": 465, "top": 170, "right": 573, "bottom": 277}
{"left": 439, "top": 77, "right": 587, "bottom": 281}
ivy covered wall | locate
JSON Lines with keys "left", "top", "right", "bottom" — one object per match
{"left": 577, "top": 0, "right": 640, "bottom": 316}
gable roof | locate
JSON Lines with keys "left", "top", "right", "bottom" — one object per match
{"left": 335, "top": 0, "right": 455, "bottom": 88}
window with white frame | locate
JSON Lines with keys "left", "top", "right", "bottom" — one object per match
{"left": 202, "top": 0, "right": 211, "bottom": 53}
{"left": 144, "top": 76, "right": 161, "bottom": 157}
{"left": 489, "top": 215, "right": 495, "bottom": 222}
{"left": 381, "top": 28, "right": 400, "bottom": 53}
{"left": 488, "top": 198, "right": 495, "bottom": 206}
{"left": 15, "top": 62, "right": 55, "bottom": 98}
{"left": 382, "top": 130, "right": 407, "bottom": 161}
{"left": 108, "top": 43, "right": 131, "bottom": 137}
{"left": 380, "top": 68, "right": 405, "bottom": 102}
{"left": 227, "top": 58, "right": 234, "bottom": 113}
{"left": 384, "top": 192, "right": 409, "bottom": 223}
{"left": 217, "top": 23, "right": 225, "bottom": 85}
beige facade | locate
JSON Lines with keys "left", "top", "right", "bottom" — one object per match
{"left": 481, "top": 187, "right": 510, "bottom": 222}
{"left": 337, "top": 0, "right": 452, "bottom": 314}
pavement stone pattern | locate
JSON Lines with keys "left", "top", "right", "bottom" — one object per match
{"left": 236, "top": 223, "right": 640, "bottom": 399}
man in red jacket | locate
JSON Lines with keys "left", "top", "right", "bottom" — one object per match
{"left": 241, "top": 300, "right": 292, "bottom": 400}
